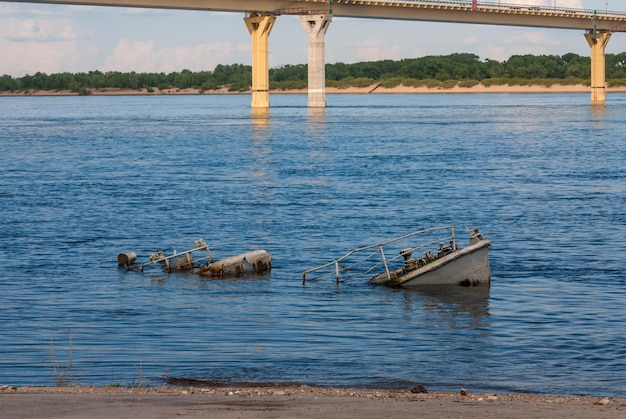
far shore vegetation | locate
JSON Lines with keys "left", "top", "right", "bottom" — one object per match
{"left": 3, "top": 52, "right": 626, "bottom": 95}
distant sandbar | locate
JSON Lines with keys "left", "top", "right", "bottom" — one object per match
{"left": 2, "top": 84, "right": 626, "bottom": 97}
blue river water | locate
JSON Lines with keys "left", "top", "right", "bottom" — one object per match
{"left": 1, "top": 93, "right": 625, "bottom": 396}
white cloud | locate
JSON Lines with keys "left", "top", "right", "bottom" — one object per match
{"left": 349, "top": 38, "right": 401, "bottom": 62}
{"left": 0, "top": 38, "right": 83, "bottom": 75}
{"left": 505, "top": 31, "right": 563, "bottom": 47}
{"left": 101, "top": 38, "right": 249, "bottom": 73}
{"left": 462, "top": 37, "right": 479, "bottom": 46}
{"left": 475, "top": 30, "right": 568, "bottom": 61}
{"left": 5, "top": 19, "right": 79, "bottom": 42}
{"left": 0, "top": 3, "right": 55, "bottom": 16}
{"left": 0, "top": 4, "right": 17, "bottom": 14}
{"left": 0, "top": 15, "right": 86, "bottom": 75}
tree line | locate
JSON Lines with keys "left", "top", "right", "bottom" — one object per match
{"left": 2, "top": 52, "right": 626, "bottom": 93}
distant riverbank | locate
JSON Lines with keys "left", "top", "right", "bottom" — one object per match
{"left": 3, "top": 83, "right": 626, "bottom": 97}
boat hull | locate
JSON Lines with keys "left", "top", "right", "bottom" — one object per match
{"left": 194, "top": 250, "right": 272, "bottom": 277}
{"left": 370, "top": 239, "right": 491, "bottom": 288}
{"left": 119, "top": 239, "right": 271, "bottom": 278}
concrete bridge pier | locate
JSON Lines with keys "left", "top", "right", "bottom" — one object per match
{"left": 244, "top": 13, "right": 276, "bottom": 108}
{"left": 299, "top": 14, "right": 332, "bottom": 108}
{"left": 585, "top": 31, "right": 611, "bottom": 105}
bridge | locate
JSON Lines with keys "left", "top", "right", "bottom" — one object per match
{"left": 4, "top": 1, "right": 626, "bottom": 106}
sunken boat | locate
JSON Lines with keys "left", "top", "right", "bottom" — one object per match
{"left": 302, "top": 227, "right": 490, "bottom": 288}
{"left": 117, "top": 239, "right": 271, "bottom": 277}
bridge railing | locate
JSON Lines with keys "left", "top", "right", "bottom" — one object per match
{"left": 374, "top": 0, "right": 626, "bottom": 18}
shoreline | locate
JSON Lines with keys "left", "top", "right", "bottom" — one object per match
{"left": 3, "top": 84, "right": 626, "bottom": 97}
{"left": 1, "top": 385, "right": 624, "bottom": 418}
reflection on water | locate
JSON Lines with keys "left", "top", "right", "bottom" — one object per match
{"left": 248, "top": 108, "right": 272, "bottom": 183}
{"left": 251, "top": 108, "right": 270, "bottom": 129}
{"left": 307, "top": 107, "right": 326, "bottom": 124}
{"left": 400, "top": 285, "right": 490, "bottom": 328}
{"left": 589, "top": 103, "right": 607, "bottom": 119}
{"left": 307, "top": 108, "right": 328, "bottom": 144}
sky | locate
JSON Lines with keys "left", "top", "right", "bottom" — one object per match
{"left": 0, "top": 0, "right": 624, "bottom": 76}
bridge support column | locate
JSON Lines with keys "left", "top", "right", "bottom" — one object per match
{"left": 244, "top": 13, "right": 276, "bottom": 108}
{"left": 299, "top": 14, "right": 332, "bottom": 108}
{"left": 585, "top": 31, "right": 611, "bottom": 105}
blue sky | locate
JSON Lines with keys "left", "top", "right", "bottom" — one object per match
{"left": 1, "top": 0, "right": 625, "bottom": 76}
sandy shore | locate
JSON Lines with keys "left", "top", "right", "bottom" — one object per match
{"left": 3, "top": 84, "right": 626, "bottom": 97}
{"left": 1, "top": 385, "right": 624, "bottom": 418}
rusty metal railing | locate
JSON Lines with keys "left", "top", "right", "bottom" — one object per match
{"left": 302, "top": 226, "right": 456, "bottom": 284}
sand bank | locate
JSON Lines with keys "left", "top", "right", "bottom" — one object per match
{"left": 3, "top": 84, "right": 626, "bottom": 97}
{"left": 1, "top": 385, "right": 624, "bottom": 418}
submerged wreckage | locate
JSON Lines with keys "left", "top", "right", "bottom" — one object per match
{"left": 302, "top": 226, "right": 491, "bottom": 288}
{"left": 117, "top": 239, "right": 272, "bottom": 277}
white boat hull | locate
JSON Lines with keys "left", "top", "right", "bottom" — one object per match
{"left": 302, "top": 226, "right": 491, "bottom": 289}
{"left": 370, "top": 239, "right": 491, "bottom": 288}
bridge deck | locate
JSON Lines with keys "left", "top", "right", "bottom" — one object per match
{"left": 2, "top": 0, "right": 626, "bottom": 31}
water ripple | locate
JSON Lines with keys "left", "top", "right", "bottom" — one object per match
{"left": 1, "top": 93, "right": 625, "bottom": 396}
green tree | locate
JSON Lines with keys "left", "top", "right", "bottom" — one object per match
{"left": 326, "top": 62, "right": 351, "bottom": 81}
{"left": 0, "top": 74, "right": 17, "bottom": 91}
{"left": 607, "top": 52, "right": 626, "bottom": 78}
